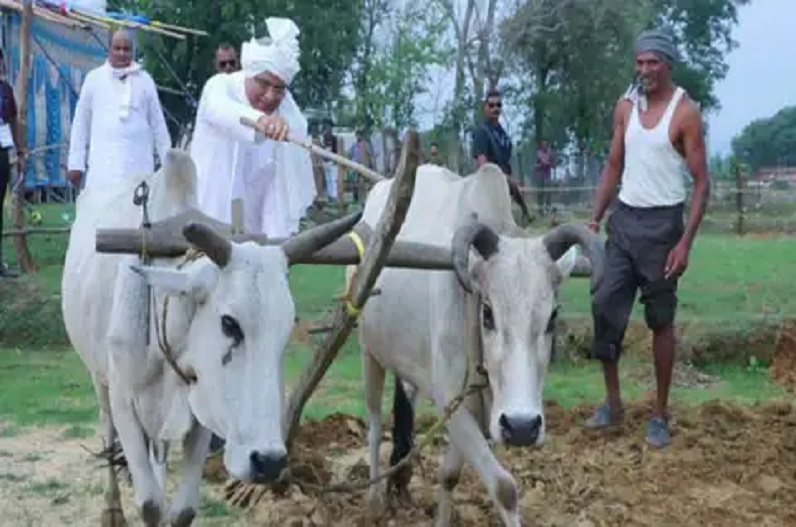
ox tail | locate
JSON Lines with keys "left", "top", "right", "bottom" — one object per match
{"left": 387, "top": 374, "right": 415, "bottom": 495}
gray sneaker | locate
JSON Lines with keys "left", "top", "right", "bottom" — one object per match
{"left": 645, "top": 416, "right": 671, "bottom": 447}
{"left": 584, "top": 401, "right": 625, "bottom": 429}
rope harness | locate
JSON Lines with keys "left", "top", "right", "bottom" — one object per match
{"left": 134, "top": 181, "right": 200, "bottom": 385}
{"left": 228, "top": 232, "right": 491, "bottom": 500}
{"left": 132, "top": 184, "right": 492, "bottom": 496}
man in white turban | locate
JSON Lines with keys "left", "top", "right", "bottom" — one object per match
{"left": 190, "top": 17, "right": 316, "bottom": 238}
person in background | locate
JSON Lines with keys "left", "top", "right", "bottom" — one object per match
{"left": 584, "top": 29, "right": 711, "bottom": 448}
{"left": 0, "top": 47, "right": 27, "bottom": 276}
{"left": 66, "top": 29, "right": 171, "bottom": 191}
{"left": 535, "top": 140, "right": 553, "bottom": 215}
{"left": 348, "top": 129, "right": 373, "bottom": 203}
{"left": 214, "top": 43, "right": 239, "bottom": 74}
{"left": 427, "top": 141, "right": 442, "bottom": 166}
{"left": 321, "top": 118, "right": 339, "bottom": 203}
{"left": 471, "top": 89, "right": 533, "bottom": 223}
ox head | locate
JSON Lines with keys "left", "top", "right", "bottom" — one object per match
{"left": 130, "top": 213, "right": 361, "bottom": 484}
{"left": 451, "top": 217, "right": 604, "bottom": 447}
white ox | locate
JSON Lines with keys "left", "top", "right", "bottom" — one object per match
{"left": 348, "top": 162, "right": 604, "bottom": 526}
{"left": 61, "top": 150, "right": 359, "bottom": 527}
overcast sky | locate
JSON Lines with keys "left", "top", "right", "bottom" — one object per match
{"left": 414, "top": 0, "right": 794, "bottom": 158}
{"left": 706, "top": 0, "right": 795, "bottom": 156}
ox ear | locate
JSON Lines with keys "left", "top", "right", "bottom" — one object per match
{"left": 130, "top": 262, "right": 219, "bottom": 299}
{"left": 554, "top": 245, "right": 579, "bottom": 279}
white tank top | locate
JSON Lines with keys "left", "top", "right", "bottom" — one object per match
{"left": 618, "top": 87, "right": 688, "bottom": 208}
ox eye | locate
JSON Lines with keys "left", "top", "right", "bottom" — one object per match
{"left": 546, "top": 306, "right": 559, "bottom": 334}
{"left": 482, "top": 303, "right": 495, "bottom": 331}
{"left": 221, "top": 315, "right": 244, "bottom": 346}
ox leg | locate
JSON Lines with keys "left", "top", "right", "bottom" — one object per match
{"left": 436, "top": 442, "right": 464, "bottom": 527}
{"left": 95, "top": 378, "right": 127, "bottom": 527}
{"left": 149, "top": 441, "right": 168, "bottom": 494}
{"left": 167, "top": 421, "right": 212, "bottom": 527}
{"left": 444, "top": 410, "right": 520, "bottom": 527}
{"left": 362, "top": 349, "right": 387, "bottom": 520}
{"left": 109, "top": 385, "right": 165, "bottom": 527}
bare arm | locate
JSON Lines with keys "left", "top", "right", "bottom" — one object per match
{"left": 591, "top": 100, "right": 630, "bottom": 225}
{"left": 679, "top": 103, "right": 711, "bottom": 248}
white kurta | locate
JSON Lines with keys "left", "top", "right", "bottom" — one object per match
{"left": 190, "top": 71, "right": 316, "bottom": 238}
{"left": 67, "top": 62, "right": 171, "bottom": 190}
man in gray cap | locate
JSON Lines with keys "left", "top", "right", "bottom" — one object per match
{"left": 583, "top": 28, "right": 711, "bottom": 447}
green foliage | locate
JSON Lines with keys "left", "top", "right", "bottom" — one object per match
{"left": 109, "top": 0, "right": 363, "bottom": 138}
{"left": 351, "top": 2, "right": 453, "bottom": 131}
{"left": 731, "top": 106, "right": 796, "bottom": 171}
{"left": 500, "top": 0, "right": 748, "bottom": 157}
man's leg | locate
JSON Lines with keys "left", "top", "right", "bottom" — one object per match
{"left": 585, "top": 212, "right": 638, "bottom": 428}
{"left": 635, "top": 205, "right": 684, "bottom": 447}
{"left": 0, "top": 149, "right": 10, "bottom": 274}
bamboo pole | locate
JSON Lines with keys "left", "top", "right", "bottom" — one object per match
{"left": 11, "top": 0, "right": 37, "bottom": 273}
{"left": 281, "top": 131, "right": 421, "bottom": 449}
{"left": 2, "top": 227, "right": 71, "bottom": 237}
{"left": 239, "top": 116, "right": 386, "bottom": 185}
{"left": 72, "top": 9, "right": 185, "bottom": 39}
{"left": 149, "top": 20, "right": 208, "bottom": 37}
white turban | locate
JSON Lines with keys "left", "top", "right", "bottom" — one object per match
{"left": 241, "top": 17, "right": 301, "bottom": 85}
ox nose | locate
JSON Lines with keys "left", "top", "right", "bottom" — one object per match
{"left": 499, "top": 414, "right": 543, "bottom": 447}
{"left": 249, "top": 451, "right": 287, "bottom": 483}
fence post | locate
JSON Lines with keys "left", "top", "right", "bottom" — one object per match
{"left": 735, "top": 164, "right": 744, "bottom": 236}
{"left": 11, "top": 0, "right": 38, "bottom": 273}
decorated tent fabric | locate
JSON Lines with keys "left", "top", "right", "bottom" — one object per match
{"left": 5, "top": 12, "right": 108, "bottom": 190}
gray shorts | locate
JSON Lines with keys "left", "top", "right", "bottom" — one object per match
{"left": 591, "top": 201, "right": 684, "bottom": 361}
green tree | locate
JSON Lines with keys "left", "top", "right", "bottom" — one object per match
{"left": 109, "top": 0, "right": 362, "bottom": 140}
{"left": 500, "top": 0, "right": 748, "bottom": 169}
{"left": 731, "top": 106, "right": 796, "bottom": 171}
{"left": 351, "top": 1, "right": 452, "bottom": 131}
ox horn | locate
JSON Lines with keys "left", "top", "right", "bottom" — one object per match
{"left": 451, "top": 215, "right": 500, "bottom": 294}
{"left": 542, "top": 223, "right": 606, "bottom": 292}
{"left": 281, "top": 212, "right": 364, "bottom": 265}
{"left": 183, "top": 222, "right": 232, "bottom": 268}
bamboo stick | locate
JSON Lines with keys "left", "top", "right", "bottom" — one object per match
{"left": 239, "top": 116, "right": 387, "bottom": 185}
{"left": 72, "top": 9, "right": 185, "bottom": 39}
{"left": 150, "top": 20, "right": 208, "bottom": 36}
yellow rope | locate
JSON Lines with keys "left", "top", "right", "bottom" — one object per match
{"left": 344, "top": 231, "right": 367, "bottom": 317}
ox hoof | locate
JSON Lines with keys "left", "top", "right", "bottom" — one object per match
{"left": 170, "top": 508, "right": 196, "bottom": 527}
{"left": 101, "top": 507, "right": 127, "bottom": 527}
{"left": 141, "top": 499, "right": 163, "bottom": 527}
{"left": 365, "top": 489, "right": 386, "bottom": 522}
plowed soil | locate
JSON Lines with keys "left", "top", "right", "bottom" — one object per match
{"left": 226, "top": 400, "right": 796, "bottom": 526}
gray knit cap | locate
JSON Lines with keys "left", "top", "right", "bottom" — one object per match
{"left": 634, "top": 28, "right": 678, "bottom": 65}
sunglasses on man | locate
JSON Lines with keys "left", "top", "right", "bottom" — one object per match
{"left": 218, "top": 60, "right": 237, "bottom": 69}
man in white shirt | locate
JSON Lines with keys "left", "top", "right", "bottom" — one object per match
{"left": 67, "top": 29, "right": 171, "bottom": 190}
{"left": 584, "top": 29, "right": 710, "bottom": 447}
{"left": 190, "top": 17, "right": 316, "bottom": 239}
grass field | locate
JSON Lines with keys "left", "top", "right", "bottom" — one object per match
{"left": 1, "top": 202, "right": 794, "bottom": 526}
{"left": 0, "top": 201, "right": 793, "bottom": 433}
